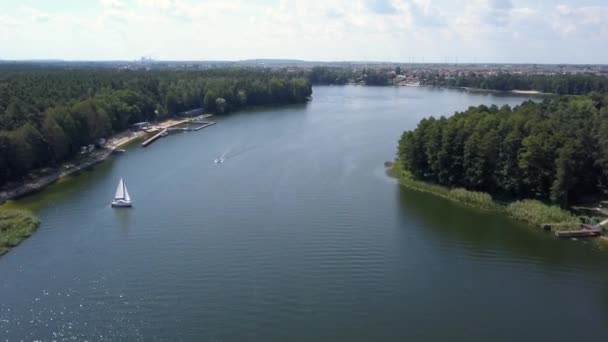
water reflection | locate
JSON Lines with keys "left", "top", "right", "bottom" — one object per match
{"left": 396, "top": 185, "right": 608, "bottom": 269}
{"left": 112, "top": 206, "right": 133, "bottom": 231}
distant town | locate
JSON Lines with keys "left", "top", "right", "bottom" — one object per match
{"left": 1, "top": 58, "right": 607, "bottom": 74}
{"left": 2, "top": 58, "right": 607, "bottom": 92}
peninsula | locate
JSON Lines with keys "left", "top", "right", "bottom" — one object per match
{"left": 394, "top": 92, "right": 608, "bottom": 238}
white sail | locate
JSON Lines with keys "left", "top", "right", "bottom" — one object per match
{"left": 123, "top": 181, "right": 131, "bottom": 202}
{"left": 114, "top": 178, "right": 125, "bottom": 200}
{"left": 111, "top": 177, "right": 132, "bottom": 207}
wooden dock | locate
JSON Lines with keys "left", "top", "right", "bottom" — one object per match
{"left": 141, "top": 129, "right": 167, "bottom": 147}
{"left": 191, "top": 114, "right": 213, "bottom": 122}
{"left": 191, "top": 122, "right": 215, "bottom": 131}
{"left": 141, "top": 115, "right": 216, "bottom": 147}
{"left": 555, "top": 224, "right": 602, "bottom": 239}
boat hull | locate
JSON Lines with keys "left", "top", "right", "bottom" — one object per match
{"left": 111, "top": 200, "right": 132, "bottom": 208}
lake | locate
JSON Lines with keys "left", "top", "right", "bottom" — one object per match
{"left": 1, "top": 86, "right": 607, "bottom": 341}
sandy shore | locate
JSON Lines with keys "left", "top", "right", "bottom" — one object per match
{"left": 512, "top": 89, "right": 543, "bottom": 95}
{"left": 157, "top": 118, "right": 192, "bottom": 129}
{"left": 0, "top": 117, "right": 194, "bottom": 205}
{"left": 106, "top": 130, "right": 146, "bottom": 149}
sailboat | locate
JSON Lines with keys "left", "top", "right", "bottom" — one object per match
{"left": 111, "top": 178, "right": 132, "bottom": 208}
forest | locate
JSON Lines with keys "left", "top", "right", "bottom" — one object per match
{"left": 397, "top": 93, "right": 608, "bottom": 207}
{"left": 0, "top": 65, "right": 312, "bottom": 186}
{"left": 421, "top": 73, "right": 608, "bottom": 94}
{"left": 307, "top": 66, "right": 608, "bottom": 94}
{"left": 308, "top": 66, "right": 390, "bottom": 85}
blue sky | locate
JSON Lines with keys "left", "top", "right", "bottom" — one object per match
{"left": 0, "top": 0, "right": 607, "bottom": 63}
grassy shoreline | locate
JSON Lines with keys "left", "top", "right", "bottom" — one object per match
{"left": 0, "top": 209, "right": 40, "bottom": 256}
{"left": 388, "top": 161, "right": 583, "bottom": 230}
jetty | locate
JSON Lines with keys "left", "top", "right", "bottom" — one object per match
{"left": 555, "top": 224, "right": 602, "bottom": 239}
{"left": 168, "top": 121, "right": 216, "bottom": 132}
{"left": 141, "top": 114, "right": 216, "bottom": 147}
{"left": 191, "top": 121, "right": 216, "bottom": 131}
{"left": 141, "top": 129, "right": 167, "bottom": 147}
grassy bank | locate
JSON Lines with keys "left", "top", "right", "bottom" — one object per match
{"left": 389, "top": 161, "right": 580, "bottom": 228}
{"left": 390, "top": 161, "right": 498, "bottom": 210}
{"left": 505, "top": 200, "right": 578, "bottom": 227}
{"left": 0, "top": 209, "right": 40, "bottom": 255}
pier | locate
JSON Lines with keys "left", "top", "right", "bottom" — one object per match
{"left": 555, "top": 224, "right": 602, "bottom": 239}
{"left": 167, "top": 121, "right": 216, "bottom": 132}
{"left": 190, "top": 121, "right": 216, "bottom": 131}
{"left": 141, "top": 129, "right": 167, "bottom": 147}
{"left": 141, "top": 114, "right": 216, "bottom": 147}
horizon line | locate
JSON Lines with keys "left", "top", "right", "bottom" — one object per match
{"left": 0, "top": 58, "right": 607, "bottom": 67}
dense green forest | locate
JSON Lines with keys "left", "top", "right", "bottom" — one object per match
{"left": 422, "top": 73, "right": 608, "bottom": 94}
{"left": 308, "top": 66, "right": 390, "bottom": 85}
{"left": 0, "top": 66, "right": 312, "bottom": 185}
{"left": 309, "top": 67, "right": 354, "bottom": 85}
{"left": 308, "top": 66, "right": 608, "bottom": 93}
{"left": 397, "top": 93, "right": 608, "bottom": 207}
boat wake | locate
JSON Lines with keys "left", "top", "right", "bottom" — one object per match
{"left": 228, "top": 145, "right": 260, "bottom": 158}
{"left": 214, "top": 148, "right": 230, "bottom": 164}
{"left": 214, "top": 144, "right": 261, "bottom": 164}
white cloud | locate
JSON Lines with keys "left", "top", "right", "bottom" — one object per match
{"left": 511, "top": 7, "right": 536, "bottom": 18}
{"left": 1, "top": 0, "right": 607, "bottom": 63}
{"left": 20, "top": 6, "right": 52, "bottom": 23}
{"left": 100, "top": 0, "right": 126, "bottom": 10}
{"left": 135, "top": 0, "right": 176, "bottom": 10}
{"left": 552, "top": 5, "right": 608, "bottom": 35}
{"left": 0, "top": 15, "right": 20, "bottom": 28}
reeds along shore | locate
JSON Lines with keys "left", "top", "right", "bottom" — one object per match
{"left": 0, "top": 209, "right": 40, "bottom": 255}
{"left": 389, "top": 161, "right": 584, "bottom": 229}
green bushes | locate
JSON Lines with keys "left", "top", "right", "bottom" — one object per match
{"left": 506, "top": 200, "right": 579, "bottom": 227}
{"left": 0, "top": 209, "right": 40, "bottom": 255}
{"left": 391, "top": 160, "right": 578, "bottom": 226}
{"left": 391, "top": 162, "right": 497, "bottom": 211}
{"left": 448, "top": 188, "right": 497, "bottom": 211}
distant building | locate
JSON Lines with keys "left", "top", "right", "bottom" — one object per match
{"left": 131, "top": 122, "right": 150, "bottom": 131}
{"left": 178, "top": 108, "right": 204, "bottom": 118}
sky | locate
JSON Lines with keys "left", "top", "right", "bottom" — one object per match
{"left": 0, "top": 0, "right": 607, "bottom": 63}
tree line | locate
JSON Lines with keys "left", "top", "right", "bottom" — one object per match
{"left": 308, "top": 67, "right": 608, "bottom": 93}
{"left": 397, "top": 93, "right": 608, "bottom": 207}
{"left": 422, "top": 73, "right": 608, "bottom": 95}
{"left": 308, "top": 66, "right": 391, "bottom": 85}
{"left": 0, "top": 66, "right": 312, "bottom": 185}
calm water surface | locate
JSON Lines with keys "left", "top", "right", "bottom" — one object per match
{"left": 2, "top": 86, "right": 608, "bottom": 341}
